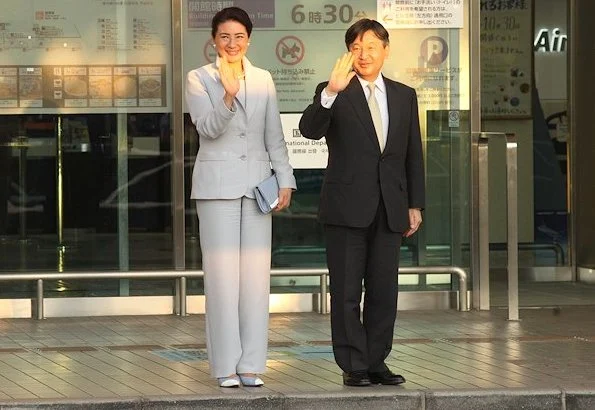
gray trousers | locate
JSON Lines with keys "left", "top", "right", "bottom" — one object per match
{"left": 196, "top": 197, "right": 272, "bottom": 377}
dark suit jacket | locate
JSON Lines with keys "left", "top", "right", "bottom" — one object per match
{"left": 299, "top": 75, "right": 425, "bottom": 233}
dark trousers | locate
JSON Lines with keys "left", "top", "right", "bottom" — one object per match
{"left": 324, "top": 199, "right": 402, "bottom": 373}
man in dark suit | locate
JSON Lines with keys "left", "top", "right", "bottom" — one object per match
{"left": 299, "top": 19, "right": 425, "bottom": 387}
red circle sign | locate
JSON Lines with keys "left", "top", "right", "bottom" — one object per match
{"left": 276, "top": 36, "right": 305, "bottom": 66}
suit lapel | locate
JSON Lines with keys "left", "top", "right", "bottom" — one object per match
{"left": 240, "top": 57, "right": 257, "bottom": 122}
{"left": 344, "top": 77, "right": 380, "bottom": 150}
{"left": 384, "top": 77, "right": 402, "bottom": 153}
{"left": 244, "top": 74, "right": 257, "bottom": 122}
{"left": 226, "top": 77, "right": 255, "bottom": 121}
{"left": 236, "top": 80, "right": 248, "bottom": 116}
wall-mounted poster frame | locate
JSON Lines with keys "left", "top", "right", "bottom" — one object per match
{"left": 0, "top": 0, "right": 172, "bottom": 114}
{"left": 480, "top": 0, "right": 534, "bottom": 119}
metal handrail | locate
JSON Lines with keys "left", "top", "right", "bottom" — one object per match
{"left": 399, "top": 266, "right": 469, "bottom": 311}
{"left": 0, "top": 269, "right": 327, "bottom": 320}
{"left": 0, "top": 265, "right": 469, "bottom": 319}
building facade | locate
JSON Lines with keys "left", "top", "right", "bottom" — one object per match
{"left": 0, "top": 0, "right": 592, "bottom": 318}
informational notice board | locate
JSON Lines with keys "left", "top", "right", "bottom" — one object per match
{"left": 480, "top": 0, "right": 533, "bottom": 119}
{"left": 0, "top": 0, "right": 171, "bottom": 114}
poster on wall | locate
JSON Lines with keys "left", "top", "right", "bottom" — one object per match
{"left": 281, "top": 113, "right": 328, "bottom": 169}
{"left": 0, "top": 0, "right": 171, "bottom": 114}
{"left": 480, "top": 0, "right": 533, "bottom": 119}
{"left": 384, "top": 31, "right": 466, "bottom": 111}
{"left": 377, "top": 0, "right": 464, "bottom": 29}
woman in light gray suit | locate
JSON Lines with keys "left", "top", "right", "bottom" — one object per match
{"left": 185, "top": 7, "right": 296, "bottom": 388}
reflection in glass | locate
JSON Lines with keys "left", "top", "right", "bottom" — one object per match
{"left": 0, "top": 113, "right": 174, "bottom": 297}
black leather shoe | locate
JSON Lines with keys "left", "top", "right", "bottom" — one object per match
{"left": 369, "top": 370, "right": 406, "bottom": 385}
{"left": 342, "top": 371, "right": 371, "bottom": 386}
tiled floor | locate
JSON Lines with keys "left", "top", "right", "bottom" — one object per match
{"left": 1, "top": 305, "right": 595, "bottom": 402}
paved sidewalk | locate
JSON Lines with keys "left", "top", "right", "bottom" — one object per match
{"left": 1, "top": 307, "right": 595, "bottom": 409}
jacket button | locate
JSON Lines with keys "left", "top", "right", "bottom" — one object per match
{"left": 240, "top": 155, "right": 247, "bottom": 160}
{"left": 239, "top": 133, "right": 245, "bottom": 138}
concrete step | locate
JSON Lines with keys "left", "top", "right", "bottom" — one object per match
{"left": 1, "top": 389, "right": 594, "bottom": 410}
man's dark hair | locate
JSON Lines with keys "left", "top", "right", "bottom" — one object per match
{"left": 345, "top": 19, "right": 389, "bottom": 49}
{"left": 211, "top": 7, "right": 253, "bottom": 38}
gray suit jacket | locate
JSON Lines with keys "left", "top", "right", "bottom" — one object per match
{"left": 186, "top": 57, "right": 296, "bottom": 200}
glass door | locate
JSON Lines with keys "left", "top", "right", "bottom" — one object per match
{"left": 479, "top": 0, "right": 576, "bottom": 309}
{"left": 0, "top": 0, "right": 175, "bottom": 299}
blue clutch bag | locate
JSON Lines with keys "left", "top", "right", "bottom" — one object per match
{"left": 254, "top": 173, "right": 279, "bottom": 214}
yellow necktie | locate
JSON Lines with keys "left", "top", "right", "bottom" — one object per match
{"left": 367, "top": 83, "right": 384, "bottom": 152}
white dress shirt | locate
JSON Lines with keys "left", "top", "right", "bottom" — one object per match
{"left": 320, "top": 75, "right": 389, "bottom": 143}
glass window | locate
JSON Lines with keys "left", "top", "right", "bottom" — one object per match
{"left": 0, "top": 0, "right": 174, "bottom": 297}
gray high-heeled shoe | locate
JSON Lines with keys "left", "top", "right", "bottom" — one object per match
{"left": 238, "top": 374, "right": 264, "bottom": 387}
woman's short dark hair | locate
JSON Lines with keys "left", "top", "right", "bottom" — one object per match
{"left": 345, "top": 19, "right": 389, "bottom": 49}
{"left": 211, "top": 7, "right": 253, "bottom": 38}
